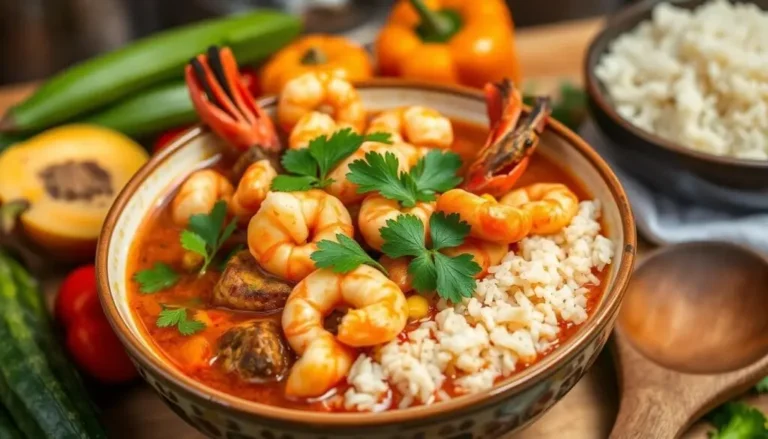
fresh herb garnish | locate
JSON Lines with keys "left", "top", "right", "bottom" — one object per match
{"left": 180, "top": 200, "right": 237, "bottom": 274}
{"left": 271, "top": 129, "right": 392, "bottom": 192}
{"left": 156, "top": 307, "right": 206, "bottom": 336}
{"left": 133, "top": 262, "right": 179, "bottom": 294}
{"left": 707, "top": 402, "right": 768, "bottom": 438}
{"left": 311, "top": 234, "right": 387, "bottom": 274}
{"left": 757, "top": 377, "right": 768, "bottom": 393}
{"left": 380, "top": 212, "right": 480, "bottom": 303}
{"left": 346, "top": 149, "right": 462, "bottom": 207}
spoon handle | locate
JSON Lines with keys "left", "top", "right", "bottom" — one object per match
{"left": 609, "top": 390, "right": 687, "bottom": 439}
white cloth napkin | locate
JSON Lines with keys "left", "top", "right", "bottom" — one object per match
{"left": 579, "top": 120, "right": 768, "bottom": 254}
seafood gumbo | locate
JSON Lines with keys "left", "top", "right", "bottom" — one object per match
{"left": 128, "top": 47, "right": 615, "bottom": 412}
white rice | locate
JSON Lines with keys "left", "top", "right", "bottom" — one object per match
{"left": 342, "top": 200, "right": 614, "bottom": 411}
{"left": 595, "top": 0, "right": 768, "bottom": 160}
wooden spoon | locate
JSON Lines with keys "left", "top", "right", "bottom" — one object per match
{"left": 610, "top": 242, "right": 768, "bottom": 438}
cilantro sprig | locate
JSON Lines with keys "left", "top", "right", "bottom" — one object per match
{"left": 180, "top": 200, "right": 236, "bottom": 274}
{"left": 380, "top": 212, "right": 480, "bottom": 303}
{"left": 271, "top": 129, "right": 392, "bottom": 192}
{"left": 707, "top": 402, "right": 768, "bottom": 438}
{"left": 346, "top": 149, "right": 462, "bottom": 207}
{"left": 156, "top": 306, "right": 206, "bottom": 336}
{"left": 133, "top": 262, "right": 179, "bottom": 294}
{"left": 311, "top": 234, "right": 387, "bottom": 274}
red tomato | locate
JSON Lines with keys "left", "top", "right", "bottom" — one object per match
{"left": 66, "top": 317, "right": 137, "bottom": 384}
{"left": 239, "top": 67, "right": 261, "bottom": 98}
{"left": 57, "top": 264, "right": 137, "bottom": 384}
{"left": 56, "top": 265, "right": 101, "bottom": 328}
{"left": 152, "top": 126, "right": 190, "bottom": 154}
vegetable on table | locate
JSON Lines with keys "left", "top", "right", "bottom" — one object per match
{"left": 376, "top": 0, "right": 522, "bottom": 88}
{"left": 260, "top": 34, "right": 373, "bottom": 96}
{"left": 708, "top": 401, "right": 768, "bottom": 438}
{"left": 57, "top": 265, "right": 137, "bottom": 384}
{"left": 0, "top": 10, "right": 301, "bottom": 134}
{"left": 0, "top": 252, "right": 107, "bottom": 438}
{"left": 0, "top": 406, "right": 22, "bottom": 439}
{"left": 0, "top": 125, "right": 148, "bottom": 261}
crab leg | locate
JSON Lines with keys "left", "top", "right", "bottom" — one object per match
{"left": 185, "top": 46, "right": 280, "bottom": 153}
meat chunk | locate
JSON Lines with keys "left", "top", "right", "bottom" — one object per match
{"left": 216, "top": 320, "right": 291, "bottom": 382}
{"left": 212, "top": 250, "right": 292, "bottom": 312}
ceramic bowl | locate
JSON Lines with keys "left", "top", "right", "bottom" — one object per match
{"left": 585, "top": 0, "right": 768, "bottom": 190}
{"left": 97, "top": 80, "right": 636, "bottom": 439}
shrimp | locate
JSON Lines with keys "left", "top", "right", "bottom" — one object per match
{"left": 380, "top": 255, "right": 413, "bottom": 293}
{"left": 171, "top": 169, "right": 234, "bottom": 226}
{"left": 288, "top": 111, "right": 340, "bottom": 150}
{"left": 436, "top": 189, "right": 532, "bottom": 244}
{"left": 357, "top": 194, "right": 435, "bottom": 251}
{"left": 442, "top": 238, "right": 508, "bottom": 277}
{"left": 247, "top": 190, "right": 354, "bottom": 282}
{"left": 278, "top": 72, "right": 365, "bottom": 133}
{"left": 230, "top": 160, "right": 277, "bottom": 222}
{"left": 499, "top": 183, "right": 579, "bottom": 235}
{"left": 367, "top": 106, "right": 453, "bottom": 149}
{"left": 325, "top": 141, "right": 410, "bottom": 205}
{"left": 282, "top": 265, "right": 408, "bottom": 397}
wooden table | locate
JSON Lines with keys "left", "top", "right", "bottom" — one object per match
{"left": 1, "top": 17, "right": 765, "bottom": 439}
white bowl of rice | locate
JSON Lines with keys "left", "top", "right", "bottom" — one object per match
{"left": 586, "top": 0, "right": 768, "bottom": 189}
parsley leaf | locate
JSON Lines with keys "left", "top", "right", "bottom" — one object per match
{"left": 430, "top": 212, "right": 470, "bottom": 250}
{"left": 379, "top": 213, "right": 480, "bottom": 302}
{"left": 281, "top": 148, "right": 317, "bottom": 177}
{"left": 156, "top": 307, "right": 206, "bottom": 336}
{"left": 434, "top": 252, "right": 481, "bottom": 303}
{"left": 133, "top": 262, "right": 179, "bottom": 294}
{"left": 758, "top": 377, "right": 768, "bottom": 393}
{"left": 345, "top": 150, "right": 462, "bottom": 207}
{"left": 380, "top": 214, "right": 427, "bottom": 258}
{"left": 347, "top": 152, "right": 419, "bottom": 207}
{"left": 180, "top": 200, "right": 237, "bottom": 274}
{"left": 411, "top": 149, "right": 463, "bottom": 195}
{"left": 271, "top": 130, "right": 392, "bottom": 192}
{"left": 311, "top": 234, "right": 387, "bottom": 273}
{"left": 708, "top": 402, "right": 768, "bottom": 439}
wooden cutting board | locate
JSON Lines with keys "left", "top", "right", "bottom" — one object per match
{"left": 2, "top": 17, "right": 766, "bottom": 438}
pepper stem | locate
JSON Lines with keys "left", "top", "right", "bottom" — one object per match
{"left": 409, "top": 0, "right": 453, "bottom": 41}
{"left": 300, "top": 47, "right": 328, "bottom": 66}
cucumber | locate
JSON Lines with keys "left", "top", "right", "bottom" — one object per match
{"left": 0, "top": 254, "right": 107, "bottom": 438}
{"left": 83, "top": 80, "right": 197, "bottom": 137}
{"left": 0, "top": 405, "right": 23, "bottom": 439}
{"left": 5, "top": 256, "right": 105, "bottom": 436}
{"left": 1, "top": 10, "right": 301, "bottom": 133}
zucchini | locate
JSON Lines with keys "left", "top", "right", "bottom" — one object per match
{"left": 0, "top": 406, "right": 23, "bottom": 439}
{"left": 5, "top": 256, "right": 105, "bottom": 436}
{"left": 83, "top": 80, "right": 197, "bottom": 137}
{"left": 0, "top": 254, "right": 107, "bottom": 438}
{"left": 1, "top": 10, "right": 301, "bottom": 133}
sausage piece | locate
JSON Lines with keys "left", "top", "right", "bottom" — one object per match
{"left": 212, "top": 250, "right": 292, "bottom": 312}
{"left": 216, "top": 320, "right": 292, "bottom": 382}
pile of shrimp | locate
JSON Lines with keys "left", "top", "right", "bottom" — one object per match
{"left": 170, "top": 72, "right": 580, "bottom": 399}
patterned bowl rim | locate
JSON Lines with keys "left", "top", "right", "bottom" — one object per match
{"left": 97, "top": 78, "right": 636, "bottom": 427}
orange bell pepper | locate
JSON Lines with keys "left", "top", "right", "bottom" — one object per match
{"left": 376, "top": 0, "right": 522, "bottom": 88}
{"left": 260, "top": 34, "right": 373, "bottom": 96}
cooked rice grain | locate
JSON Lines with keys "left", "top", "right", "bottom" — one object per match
{"left": 343, "top": 200, "right": 615, "bottom": 410}
{"left": 595, "top": 0, "right": 768, "bottom": 159}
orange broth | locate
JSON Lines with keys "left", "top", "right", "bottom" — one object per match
{"left": 127, "top": 119, "right": 607, "bottom": 411}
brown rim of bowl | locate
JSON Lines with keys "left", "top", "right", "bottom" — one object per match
{"left": 97, "top": 78, "right": 636, "bottom": 427}
{"left": 584, "top": 0, "right": 768, "bottom": 171}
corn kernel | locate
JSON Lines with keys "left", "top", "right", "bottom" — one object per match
{"left": 182, "top": 251, "right": 204, "bottom": 272}
{"left": 407, "top": 295, "right": 429, "bottom": 320}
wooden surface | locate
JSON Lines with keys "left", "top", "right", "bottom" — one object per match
{"left": 2, "top": 16, "right": 767, "bottom": 439}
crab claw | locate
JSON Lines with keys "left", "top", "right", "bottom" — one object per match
{"left": 463, "top": 79, "right": 551, "bottom": 198}
{"left": 185, "top": 46, "right": 280, "bottom": 153}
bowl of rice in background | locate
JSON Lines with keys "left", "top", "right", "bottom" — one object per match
{"left": 585, "top": 0, "right": 768, "bottom": 190}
